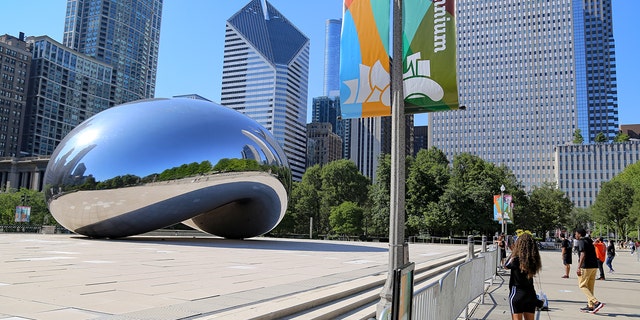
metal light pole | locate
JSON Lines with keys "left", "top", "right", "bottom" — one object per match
{"left": 377, "top": 0, "right": 407, "bottom": 317}
{"left": 500, "top": 184, "right": 506, "bottom": 235}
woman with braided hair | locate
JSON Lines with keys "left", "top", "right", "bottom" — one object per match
{"left": 505, "top": 233, "right": 543, "bottom": 320}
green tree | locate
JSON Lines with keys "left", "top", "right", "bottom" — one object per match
{"left": 573, "top": 129, "right": 584, "bottom": 145}
{"left": 607, "top": 161, "right": 640, "bottom": 237}
{"left": 275, "top": 160, "right": 369, "bottom": 237}
{"left": 594, "top": 132, "right": 607, "bottom": 143}
{"left": 319, "top": 160, "right": 369, "bottom": 237}
{"left": 271, "top": 181, "right": 298, "bottom": 234}
{"left": 592, "top": 180, "right": 634, "bottom": 240}
{"left": 566, "top": 207, "right": 592, "bottom": 232}
{"left": 0, "top": 192, "right": 20, "bottom": 224}
{"left": 368, "top": 154, "right": 391, "bottom": 237}
{"left": 368, "top": 153, "right": 415, "bottom": 238}
{"left": 427, "top": 153, "right": 524, "bottom": 236}
{"left": 427, "top": 182, "right": 465, "bottom": 236}
{"left": 274, "top": 165, "right": 323, "bottom": 236}
{"left": 613, "top": 131, "right": 630, "bottom": 143}
{"left": 320, "top": 159, "right": 370, "bottom": 208}
{"left": 329, "top": 201, "right": 364, "bottom": 235}
{"left": 406, "top": 147, "right": 450, "bottom": 235}
{"left": 0, "top": 189, "right": 50, "bottom": 225}
{"left": 526, "top": 182, "right": 574, "bottom": 236}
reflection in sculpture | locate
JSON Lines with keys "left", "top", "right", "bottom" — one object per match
{"left": 44, "top": 98, "right": 291, "bottom": 239}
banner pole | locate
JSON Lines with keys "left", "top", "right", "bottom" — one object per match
{"left": 378, "top": 0, "right": 407, "bottom": 317}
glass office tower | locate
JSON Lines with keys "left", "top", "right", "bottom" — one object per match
{"left": 23, "top": 36, "right": 114, "bottom": 156}
{"left": 323, "top": 19, "right": 342, "bottom": 98}
{"left": 63, "top": 0, "right": 163, "bottom": 105}
{"left": 221, "top": 0, "right": 309, "bottom": 181}
{"left": 429, "top": 0, "right": 618, "bottom": 190}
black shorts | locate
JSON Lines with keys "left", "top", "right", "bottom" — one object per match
{"left": 563, "top": 254, "right": 572, "bottom": 265}
{"left": 509, "top": 287, "right": 538, "bottom": 314}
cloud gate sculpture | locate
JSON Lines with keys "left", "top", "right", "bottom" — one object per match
{"left": 44, "top": 98, "right": 291, "bottom": 239}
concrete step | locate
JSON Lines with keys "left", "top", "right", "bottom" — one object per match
{"left": 194, "top": 253, "right": 469, "bottom": 320}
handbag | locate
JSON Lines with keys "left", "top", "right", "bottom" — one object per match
{"left": 536, "top": 291, "right": 549, "bottom": 311}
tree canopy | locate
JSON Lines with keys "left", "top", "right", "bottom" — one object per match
{"left": 573, "top": 129, "right": 584, "bottom": 144}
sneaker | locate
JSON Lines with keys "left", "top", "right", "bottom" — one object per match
{"left": 580, "top": 306, "right": 593, "bottom": 313}
{"left": 590, "top": 302, "right": 605, "bottom": 313}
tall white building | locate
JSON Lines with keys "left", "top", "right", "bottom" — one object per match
{"left": 221, "top": 0, "right": 310, "bottom": 181}
{"left": 429, "top": 0, "right": 618, "bottom": 190}
{"left": 556, "top": 142, "right": 640, "bottom": 208}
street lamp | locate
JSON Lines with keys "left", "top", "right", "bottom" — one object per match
{"left": 500, "top": 184, "right": 506, "bottom": 235}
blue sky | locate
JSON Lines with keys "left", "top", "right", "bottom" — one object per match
{"left": 1, "top": 1, "right": 638, "bottom": 126}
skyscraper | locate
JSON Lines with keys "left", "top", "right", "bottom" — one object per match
{"left": 312, "top": 96, "right": 343, "bottom": 142}
{"left": 63, "top": 0, "right": 163, "bottom": 105}
{"left": 306, "top": 122, "right": 342, "bottom": 167}
{"left": 221, "top": 0, "right": 309, "bottom": 181}
{"left": 319, "top": 18, "right": 350, "bottom": 161}
{"left": 0, "top": 33, "right": 31, "bottom": 157}
{"left": 429, "top": 0, "right": 618, "bottom": 190}
{"left": 23, "top": 36, "right": 114, "bottom": 156}
{"left": 413, "top": 125, "right": 428, "bottom": 156}
{"left": 323, "top": 19, "right": 342, "bottom": 98}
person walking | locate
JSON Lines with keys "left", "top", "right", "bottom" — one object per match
{"left": 560, "top": 233, "right": 572, "bottom": 278}
{"left": 594, "top": 237, "right": 606, "bottom": 280}
{"left": 605, "top": 239, "right": 616, "bottom": 273}
{"left": 496, "top": 234, "right": 507, "bottom": 267}
{"left": 575, "top": 228, "right": 605, "bottom": 313}
{"left": 504, "top": 233, "right": 543, "bottom": 320}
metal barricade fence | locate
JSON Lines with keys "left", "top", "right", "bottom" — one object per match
{"left": 412, "top": 247, "right": 497, "bottom": 320}
{"left": 480, "top": 249, "right": 498, "bottom": 284}
{"left": 412, "top": 280, "right": 440, "bottom": 319}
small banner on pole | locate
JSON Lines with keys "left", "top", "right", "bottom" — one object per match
{"left": 493, "top": 195, "right": 513, "bottom": 223}
{"left": 15, "top": 206, "right": 31, "bottom": 223}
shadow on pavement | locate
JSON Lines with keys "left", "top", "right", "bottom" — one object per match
{"left": 70, "top": 235, "right": 389, "bottom": 253}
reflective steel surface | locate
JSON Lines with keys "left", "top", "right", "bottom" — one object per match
{"left": 44, "top": 98, "right": 291, "bottom": 239}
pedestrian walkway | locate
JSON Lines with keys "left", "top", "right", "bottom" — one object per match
{"left": 0, "top": 233, "right": 467, "bottom": 320}
{"left": 470, "top": 248, "right": 640, "bottom": 319}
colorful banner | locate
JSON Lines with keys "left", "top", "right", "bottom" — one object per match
{"left": 339, "top": 0, "right": 391, "bottom": 118}
{"left": 403, "top": 0, "right": 459, "bottom": 113}
{"left": 340, "top": 0, "right": 459, "bottom": 118}
{"left": 15, "top": 206, "right": 31, "bottom": 223}
{"left": 493, "top": 195, "right": 512, "bottom": 223}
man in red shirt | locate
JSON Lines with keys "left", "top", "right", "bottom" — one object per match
{"left": 594, "top": 237, "right": 606, "bottom": 280}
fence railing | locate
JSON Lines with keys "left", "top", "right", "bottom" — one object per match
{"left": 412, "top": 245, "right": 498, "bottom": 320}
{"left": 0, "top": 224, "right": 69, "bottom": 234}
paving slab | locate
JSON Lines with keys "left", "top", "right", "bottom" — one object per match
{"left": 0, "top": 233, "right": 467, "bottom": 320}
{"left": 469, "top": 248, "right": 640, "bottom": 319}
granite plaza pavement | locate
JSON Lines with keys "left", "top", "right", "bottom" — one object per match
{"left": 0, "top": 233, "right": 468, "bottom": 320}
{"left": 2, "top": 233, "right": 639, "bottom": 320}
{"left": 470, "top": 246, "right": 640, "bottom": 319}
